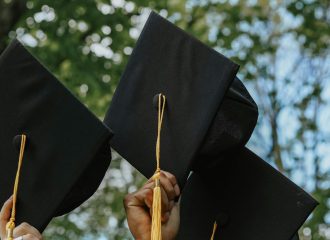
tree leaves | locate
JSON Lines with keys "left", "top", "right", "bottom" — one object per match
{"left": 0, "top": 0, "right": 329, "bottom": 239}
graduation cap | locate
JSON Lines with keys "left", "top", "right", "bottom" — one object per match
{"left": 0, "top": 39, "right": 113, "bottom": 234}
{"left": 104, "top": 11, "right": 243, "bottom": 189}
{"left": 177, "top": 149, "right": 318, "bottom": 240}
{"left": 196, "top": 75, "right": 258, "bottom": 158}
{"left": 292, "top": 234, "right": 300, "bottom": 240}
{"left": 175, "top": 61, "right": 317, "bottom": 239}
{"left": 104, "top": 11, "right": 260, "bottom": 239}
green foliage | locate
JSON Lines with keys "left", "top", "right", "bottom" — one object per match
{"left": 0, "top": 0, "right": 329, "bottom": 239}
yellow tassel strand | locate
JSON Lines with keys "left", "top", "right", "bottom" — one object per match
{"left": 6, "top": 134, "right": 27, "bottom": 240}
{"left": 151, "top": 175, "right": 162, "bottom": 240}
{"left": 151, "top": 94, "right": 166, "bottom": 240}
{"left": 210, "top": 222, "right": 218, "bottom": 240}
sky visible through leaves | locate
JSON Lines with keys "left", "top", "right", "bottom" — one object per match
{"left": 1, "top": 0, "right": 329, "bottom": 239}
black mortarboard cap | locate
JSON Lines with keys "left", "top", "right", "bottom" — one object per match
{"left": 196, "top": 76, "right": 258, "bottom": 158}
{"left": 104, "top": 11, "right": 243, "bottom": 188}
{"left": 177, "top": 148, "right": 318, "bottom": 240}
{"left": 0, "top": 39, "right": 113, "bottom": 232}
{"left": 292, "top": 234, "right": 300, "bottom": 240}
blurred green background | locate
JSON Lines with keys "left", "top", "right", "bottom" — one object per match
{"left": 0, "top": 0, "right": 329, "bottom": 239}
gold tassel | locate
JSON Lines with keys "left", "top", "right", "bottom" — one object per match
{"left": 210, "top": 221, "right": 218, "bottom": 240}
{"left": 151, "top": 175, "right": 162, "bottom": 240}
{"left": 151, "top": 94, "right": 166, "bottom": 240}
{"left": 6, "top": 134, "right": 27, "bottom": 240}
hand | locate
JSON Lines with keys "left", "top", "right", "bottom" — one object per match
{"left": 124, "top": 171, "right": 181, "bottom": 240}
{"left": 0, "top": 196, "right": 42, "bottom": 240}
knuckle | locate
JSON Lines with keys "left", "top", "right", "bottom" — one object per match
{"left": 123, "top": 193, "right": 133, "bottom": 206}
{"left": 160, "top": 171, "right": 166, "bottom": 178}
{"left": 20, "top": 223, "right": 30, "bottom": 230}
{"left": 169, "top": 174, "right": 176, "bottom": 182}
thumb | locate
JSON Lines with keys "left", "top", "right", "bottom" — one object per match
{"left": 0, "top": 196, "right": 13, "bottom": 238}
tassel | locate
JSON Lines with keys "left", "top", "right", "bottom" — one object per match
{"left": 210, "top": 221, "right": 218, "bottom": 240}
{"left": 151, "top": 174, "right": 162, "bottom": 240}
{"left": 6, "top": 134, "right": 27, "bottom": 240}
{"left": 6, "top": 220, "right": 15, "bottom": 240}
{"left": 151, "top": 94, "right": 166, "bottom": 240}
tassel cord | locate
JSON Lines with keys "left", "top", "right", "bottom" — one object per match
{"left": 151, "top": 94, "right": 166, "bottom": 240}
{"left": 210, "top": 222, "right": 218, "bottom": 240}
{"left": 6, "top": 134, "right": 27, "bottom": 240}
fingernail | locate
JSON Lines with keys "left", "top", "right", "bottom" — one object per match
{"left": 174, "top": 184, "right": 180, "bottom": 196}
